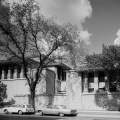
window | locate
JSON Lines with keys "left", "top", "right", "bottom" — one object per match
{"left": 47, "top": 105, "right": 52, "bottom": 108}
{"left": 4, "top": 67, "right": 8, "bottom": 79}
{"left": 98, "top": 71, "right": 105, "bottom": 91}
{"left": 54, "top": 106, "right": 59, "bottom": 109}
{"left": 109, "top": 70, "right": 117, "bottom": 92}
{"left": 10, "top": 68, "right": 14, "bottom": 79}
{"left": 99, "top": 71, "right": 105, "bottom": 82}
{"left": 88, "top": 72, "right": 94, "bottom": 93}
{"left": 0, "top": 69, "right": 1, "bottom": 79}
{"left": 62, "top": 71, "right": 66, "bottom": 81}
{"left": 21, "top": 105, "right": 25, "bottom": 108}
{"left": 17, "top": 68, "right": 21, "bottom": 78}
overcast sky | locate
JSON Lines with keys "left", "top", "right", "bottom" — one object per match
{"left": 8, "top": 0, "right": 120, "bottom": 54}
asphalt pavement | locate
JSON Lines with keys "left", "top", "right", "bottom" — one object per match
{"left": 1, "top": 108, "right": 120, "bottom": 118}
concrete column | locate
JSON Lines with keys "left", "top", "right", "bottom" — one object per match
{"left": 14, "top": 67, "right": 17, "bottom": 79}
{"left": 55, "top": 67, "right": 58, "bottom": 80}
{"left": 1, "top": 68, "right": 4, "bottom": 79}
{"left": 83, "top": 72, "right": 88, "bottom": 93}
{"left": 94, "top": 72, "right": 99, "bottom": 92}
{"left": 78, "top": 72, "right": 84, "bottom": 110}
{"left": 8, "top": 68, "right": 11, "bottom": 79}
{"left": 55, "top": 68, "right": 58, "bottom": 94}
{"left": 105, "top": 71, "right": 110, "bottom": 92}
{"left": 20, "top": 67, "right": 24, "bottom": 78}
{"left": 79, "top": 72, "right": 82, "bottom": 93}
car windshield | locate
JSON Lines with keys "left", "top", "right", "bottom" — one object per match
{"left": 20, "top": 105, "right": 25, "bottom": 108}
{"left": 27, "top": 105, "right": 32, "bottom": 108}
{"left": 60, "top": 105, "right": 67, "bottom": 109}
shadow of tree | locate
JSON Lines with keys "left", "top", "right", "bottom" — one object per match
{"left": 46, "top": 94, "right": 55, "bottom": 105}
{"left": 94, "top": 90, "right": 120, "bottom": 111}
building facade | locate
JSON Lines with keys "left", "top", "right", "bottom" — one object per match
{"left": 1, "top": 58, "right": 120, "bottom": 111}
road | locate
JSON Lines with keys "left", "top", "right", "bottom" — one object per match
{"left": 0, "top": 113, "right": 120, "bottom": 120}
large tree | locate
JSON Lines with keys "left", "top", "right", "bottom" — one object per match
{"left": 0, "top": 0, "right": 88, "bottom": 109}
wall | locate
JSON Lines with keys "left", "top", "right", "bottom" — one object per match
{"left": 2, "top": 78, "right": 30, "bottom": 102}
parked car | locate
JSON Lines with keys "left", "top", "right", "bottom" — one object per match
{"left": 3, "top": 104, "right": 34, "bottom": 115}
{"left": 36, "top": 105, "right": 78, "bottom": 117}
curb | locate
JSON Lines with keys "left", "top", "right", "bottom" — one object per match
{"left": 0, "top": 109, "right": 4, "bottom": 113}
{"left": 77, "top": 114, "right": 120, "bottom": 118}
{"left": 77, "top": 110, "right": 120, "bottom": 118}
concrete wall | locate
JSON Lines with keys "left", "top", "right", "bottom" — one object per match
{"left": 2, "top": 79, "right": 30, "bottom": 102}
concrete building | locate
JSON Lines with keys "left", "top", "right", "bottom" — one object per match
{"left": 0, "top": 58, "right": 120, "bottom": 111}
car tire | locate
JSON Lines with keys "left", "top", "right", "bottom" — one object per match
{"left": 38, "top": 110, "right": 43, "bottom": 116}
{"left": 59, "top": 113, "right": 64, "bottom": 117}
{"left": 4, "top": 109, "right": 9, "bottom": 114}
{"left": 18, "top": 110, "right": 23, "bottom": 115}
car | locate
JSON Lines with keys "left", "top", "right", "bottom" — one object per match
{"left": 3, "top": 104, "right": 34, "bottom": 115}
{"left": 36, "top": 105, "right": 78, "bottom": 117}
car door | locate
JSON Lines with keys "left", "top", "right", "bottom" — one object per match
{"left": 44, "top": 106, "right": 53, "bottom": 115}
{"left": 52, "top": 106, "right": 60, "bottom": 115}
{"left": 9, "top": 105, "right": 16, "bottom": 112}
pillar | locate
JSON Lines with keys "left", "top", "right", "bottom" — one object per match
{"left": 83, "top": 72, "right": 88, "bottom": 93}
{"left": 14, "top": 67, "right": 17, "bottom": 79}
{"left": 8, "top": 68, "right": 11, "bottom": 79}
{"left": 20, "top": 67, "right": 24, "bottom": 78}
{"left": 79, "top": 72, "right": 82, "bottom": 93}
{"left": 2, "top": 68, "right": 4, "bottom": 79}
{"left": 94, "top": 72, "right": 99, "bottom": 92}
{"left": 55, "top": 67, "right": 58, "bottom": 80}
{"left": 105, "top": 71, "right": 110, "bottom": 92}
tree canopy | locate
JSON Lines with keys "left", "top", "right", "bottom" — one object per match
{"left": 86, "top": 44, "right": 120, "bottom": 71}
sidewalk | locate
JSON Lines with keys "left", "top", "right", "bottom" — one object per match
{"left": 77, "top": 110, "right": 120, "bottom": 118}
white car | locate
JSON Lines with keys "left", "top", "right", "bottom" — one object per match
{"left": 3, "top": 104, "right": 34, "bottom": 115}
{"left": 36, "top": 105, "right": 78, "bottom": 117}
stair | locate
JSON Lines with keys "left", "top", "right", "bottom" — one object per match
{"left": 58, "top": 91, "right": 66, "bottom": 95}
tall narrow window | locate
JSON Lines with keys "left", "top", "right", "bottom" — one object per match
{"left": 4, "top": 67, "right": 8, "bottom": 79}
{"left": 88, "top": 72, "right": 94, "bottom": 93}
{"left": 17, "top": 68, "right": 21, "bottom": 78}
{"left": 99, "top": 71, "right": 105, "bottom": 92}
{"left": 0, "top": 69, "right": 1, "bottom": 79}
{"left": 10, "top": 68, "right": 14, "bottom": 79}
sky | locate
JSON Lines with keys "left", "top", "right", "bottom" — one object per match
{"left": 8, "top": 0, "right": 120, "bottom": 54}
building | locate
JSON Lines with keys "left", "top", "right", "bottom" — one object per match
{"left": 0, "top": 57, "right": 70, "bottom": 108}
{"left": 1, "top": 58, "right": 120, "bottom": 111}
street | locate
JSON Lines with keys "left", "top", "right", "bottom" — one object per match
{"left": 0, "top": 113, "right": 120, "bottom": 120}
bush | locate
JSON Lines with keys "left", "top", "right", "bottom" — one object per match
{"left": 0, "top": 98, "right": 15, "bottom": 107}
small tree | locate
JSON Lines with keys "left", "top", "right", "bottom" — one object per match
{"left": 0, "top": 0, "right": 88, "bottom": 109}
{"left": 0, "top": 83, "right": 7, "bottom": 103}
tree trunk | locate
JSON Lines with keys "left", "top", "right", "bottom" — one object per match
{"left": 30, "top": 90, "right": 35, "bottom": 110}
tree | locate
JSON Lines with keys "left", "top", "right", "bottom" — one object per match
{"left": 86, "top": 44, "right": 120, "bottom": 70}
{"left": 0, "top": 0, "right": 87, "bottom": 109}
{"left": 86, "top": 44, "right": 120, "bottom": 91}
{"left": 0, "top": 83, "right": 7, "bottom": 103}
{"left": 61, "top": 23, "right": 88, "bottom": 69}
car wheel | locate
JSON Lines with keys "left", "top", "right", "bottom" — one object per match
{"left": 59, "top": 113, "right": 64, "bottom": 117}
{"left": 18, "top": 110, "right": 23, "bottom": 115}
{"left": 38, "top": 110, "right": 43, "bottom": 116}
{"left": 4, "top": 109, "right": 9, "bottom": 114}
